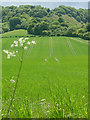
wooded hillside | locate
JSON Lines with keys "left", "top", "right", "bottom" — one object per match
{"left": 1, "top": 5, "right": 89, "bottom": 39}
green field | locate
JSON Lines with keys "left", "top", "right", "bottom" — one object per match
{"left": 2, "top": 36, "right": 88, "bottom": 118}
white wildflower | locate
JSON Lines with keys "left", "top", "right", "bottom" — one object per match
{"left": 45, "top": 58, "right": 47, "bottom": 62}
{"left": 19, "top": 40, "right": 23, "bottom": 44}
{"left": 7, "top": 55, "right": 10, "bottom": 59}
{"left": 31, "top": 41, "right": 36, "bottom": 44}
{"left": 14, "top": 41, "right": 18, "bottom": 44}
{"left": 23, "top": 40, "right": 25, "bottom": 43}
{"left": 40, "top": 99, "right": 45, "bottom": 102}
{"left": 10, "top": 79, "right": 15, "bottom": 83}
{"left": 11, "top": 44, "right": 14, "bottom": 48}
{"left": 47, "top": 111, "right": 50, "bottom": 113}
{"left": 24, "top": 46, "right": 28, "bottom": 50}
{"left": 16, "top": 51, "right": 18, "bottom": 53}
{"left": 15, "top": 43, "right": 18, "bottom": 46}
{"left": 56, "top": 104, "right": 59, "bottom": 106}
{"left": 82, "top": 96, "right": 85, "bottom": 98}
{"left": 25, "top": 38, "right": 29, "bottom": 40}
{"left": 3, "top": 50, "right": 17, "bottom": 59}
{"left": 27, "top": 41, "right": 31, "bottom": 45}
{"left": 9, "top": 52, "right": 13, "bottom": 55}
{"left": 55, "top": 57, "right": 59, "bottom": 62}
{"left": 20, "top": 43, "right": 23, "bottom": 47}
{"left": 19, "top": 37, "right": 23, "bottom": 42}
{"left": 3, "top": 50, "right": 8, "bottom": 54}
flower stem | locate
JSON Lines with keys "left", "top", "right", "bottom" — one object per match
{"left": 6, "top": 48, "right": 24, "bottom": 117}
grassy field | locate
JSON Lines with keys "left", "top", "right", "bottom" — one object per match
{"left": 2, "top": 35, "right": 88, "bottom": 118}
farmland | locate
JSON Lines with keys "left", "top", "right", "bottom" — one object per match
{"left": 2, "top": 35, "right": 88, "bottom": 118}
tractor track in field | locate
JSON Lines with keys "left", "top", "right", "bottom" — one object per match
{"left": 67, "top": 39, "right": 77, "bottom": 56}
{"left": 49, "top": 37, "right": 53, "bottom": 58}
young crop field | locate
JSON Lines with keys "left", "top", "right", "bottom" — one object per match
{"left": 2, "top": 36, "right": 88, "bottom": 118}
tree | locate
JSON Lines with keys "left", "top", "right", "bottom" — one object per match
{"left": 47, "top": 8, "right": 50, "bottom": 13}
{"left": 76, "top": 16, "right": 81, "bottom": 22}
{"left": 34, "top": 22, "right": 49, "bottom": 35}
{"left": 66, "top": 27, "right": 76, "bottom": 37}
{"left": 27, "top": 24, "right": 34, "bottom": 34}
{"left": 9, "top": 17, "right": 21, "bottom": 30}
{"left": 2, "top": 23, "right": 10, "bottom": 33}
{"left": 58, "top": 17, "right": 64, "bottom": 23}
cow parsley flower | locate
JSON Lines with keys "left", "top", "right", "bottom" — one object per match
{"left": 3, "top": 50, "right": 8, "bottom": 54}
{"left": 40, "top": 99, "right": 45, "bottom": 102}
{"left": 45, "top": 58, "right": 47, "bottom": 62}
{"left": 3, "top": 37, "right": 36, "bottom": 59}
{"left": 13, "top": 41, "right": 16, "bottom": 44}
{"left": 7, "top": 55, "right": 10, "bottom": 59}
{"left": 23, "top": 40, "right": 26, "bottom": 43}
{"left": 3, "top": 50, "right": 17, "bottom": 59}
{"left": 10, "top": 79, "right": 15, "bottom": 83}
{"left": 16, "top": 51, "right": 18, "bottom": 53}
{"left": 24, "top": 46, "right": 28, "bottom": 50}
{"left": 20, "top": 43, "right": 23, "bottom": 47}
{"left": 25, "top": 38, "right": 29, "bottom": 40}
{"left": 31, "top": 41, "right": 36, "bottom": 44}
{"left": 27, "top": 41, "right": 31, "bottom": 45}
{"left": 15, "top": 44, "right": 18, "bottom": 47}
{"left": 19, "top": 37, "right": 23, "bottom": 42}
{"left": 11, "top": 44, "right": 14, "bottom": 48}
{"left": 55, "top": 57, "right": 59, "bottom": 62}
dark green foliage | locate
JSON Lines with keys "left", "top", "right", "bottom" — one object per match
{"left": 27, "top": 24, "right": 34, "bottom": 34}
{"left": 76, "top": 16, "right": 81, "bottom": 22}
{"left": 28, "top": 5, "right": 48, "bottom": 18}
{"left": 42, "top": 30, "right": 50, "bottom": 36}
{"left": 58, "top": 17, "right": 64, "bottom": 23}
{"left": 21, "top": 18, "right": 28, "bottom": 30}
{"left": 86, "top": 23, "right": 90, "bottom": 31}
{"left": 2, "top": 23, "right": 10, "bottom": 33}
{"left": 47, "top": 8, "right": 50, "bottom": 13}
{"left": 60, "top": 22, "right": 68, "bottom": 27}
{"left": 9, "top": 17, "right": 21, "bottom": 30}
{"left": 34, "top": 22, "right": 49, "bottom": 35}
{"left": 2, "top": 25, "right": 10, "bottom": 33}
{"left": 66, "top": 27, "right": 77, "bottom": 37}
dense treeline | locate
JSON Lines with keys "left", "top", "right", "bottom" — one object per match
{"left": 1, "top": 5, "right": 89, "bottom": 39}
